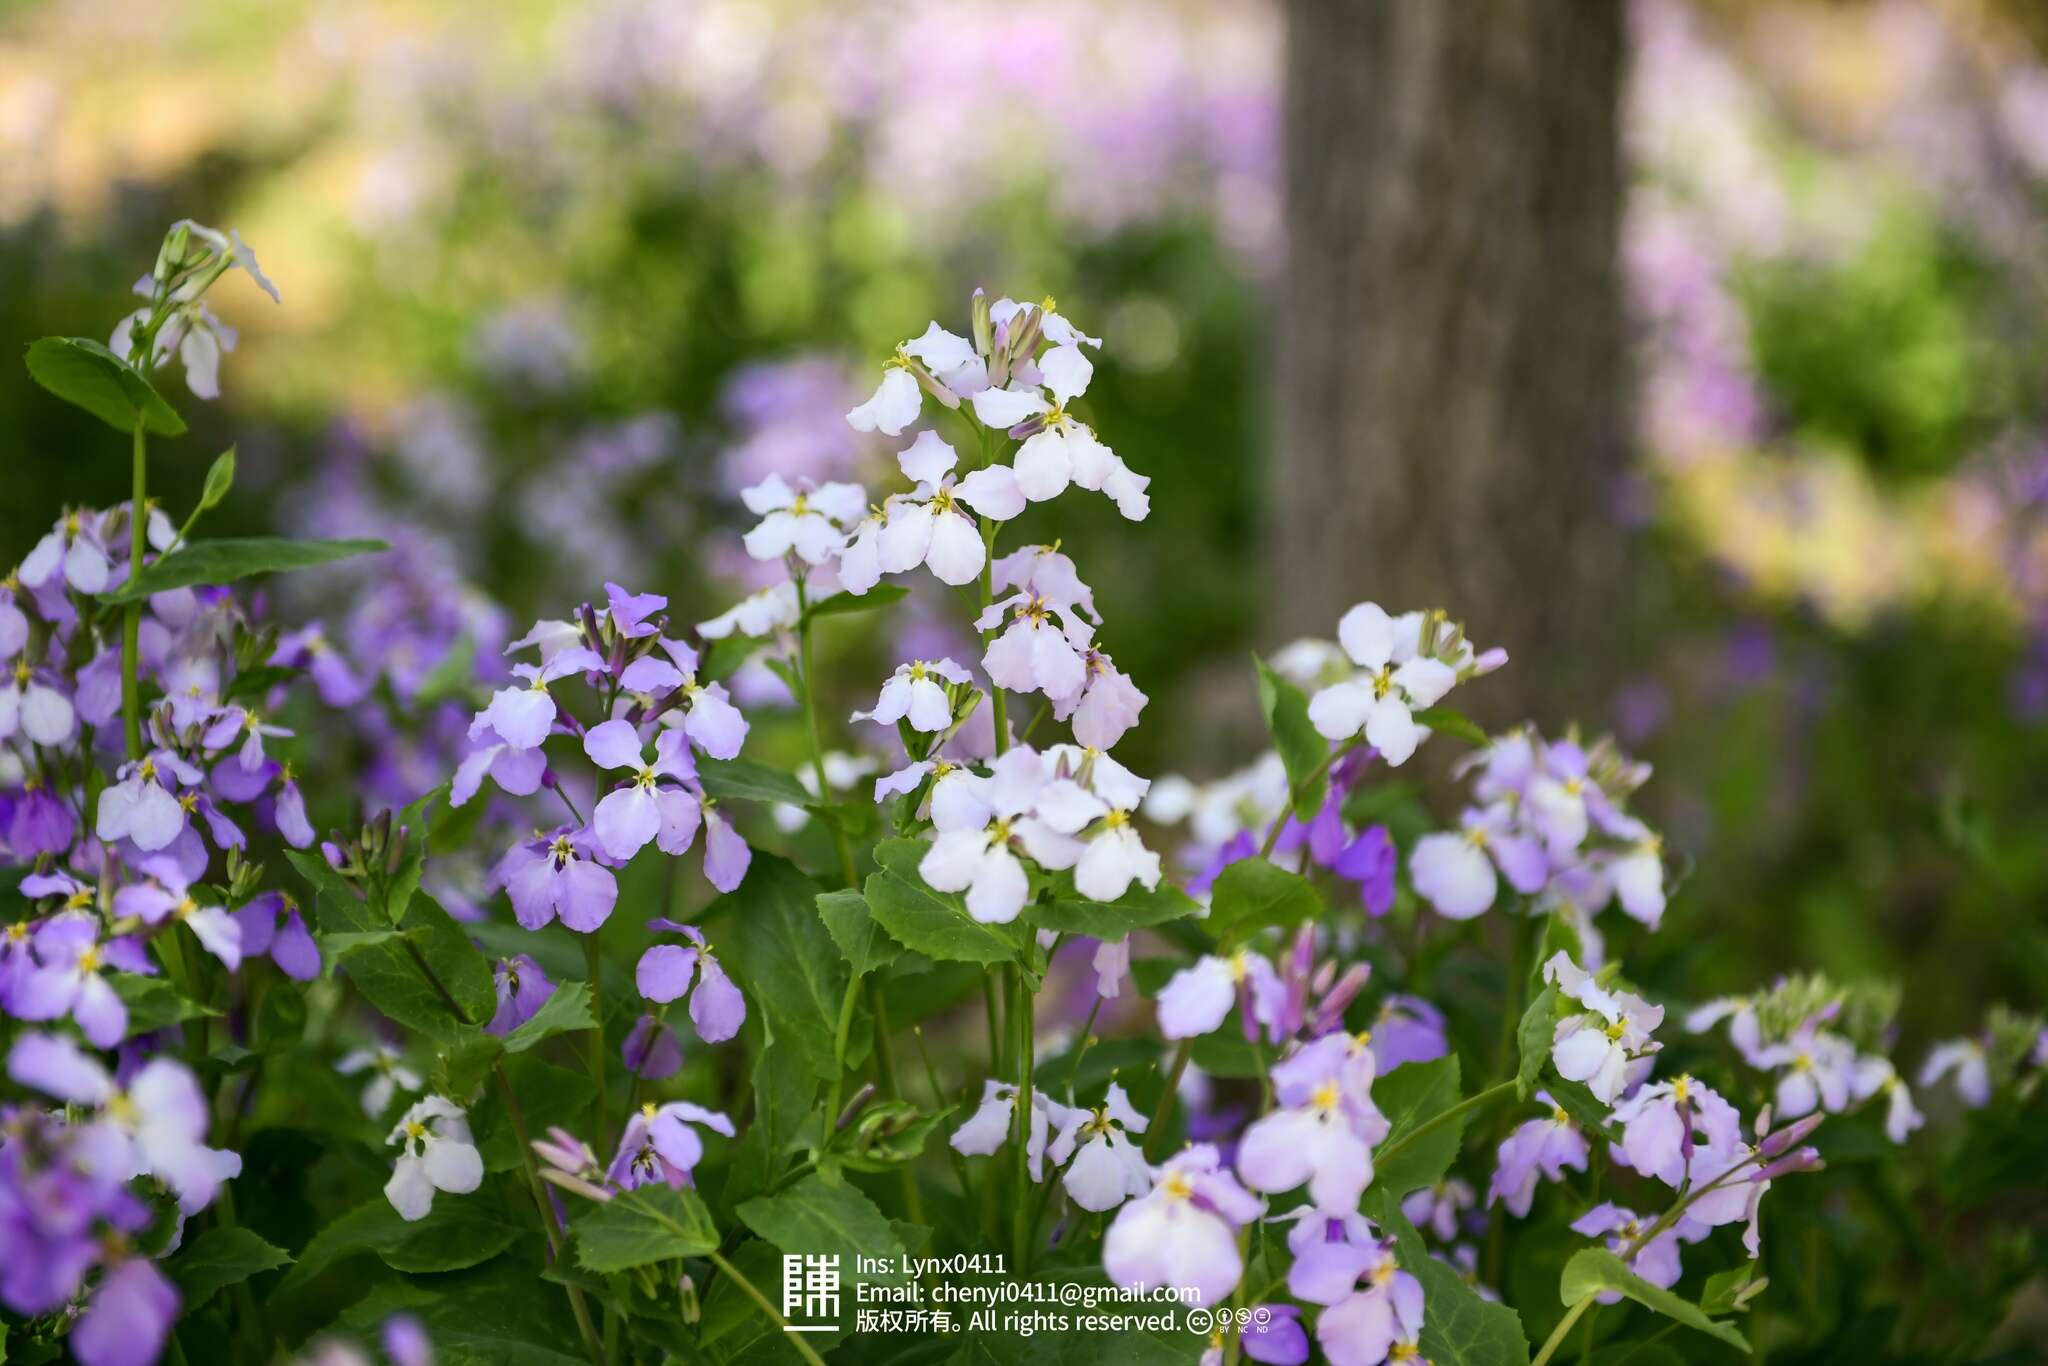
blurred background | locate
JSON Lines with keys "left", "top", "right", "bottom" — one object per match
{"left": 4, "top": 0, "right": 2046, "bottom": 1053}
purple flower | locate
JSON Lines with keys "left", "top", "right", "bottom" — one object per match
{"left": 1238, "top": 1032, "right": 1389, "bottom": 1213}
{"left": 1488, "top": 1097, "right": 1589, "bottom": 1216}
{"left": 1104, "top": 1144, "right": 1262, "bottom": 1306}
{"left": 9, "top": 1034, "right": 241, "bottom": 1212}
{"left": 13, "top": 914, "right": 153, "bottom": 1047}
{"left": 584, "top": 720, "right": 705, "bottom": 862}
{"left": 1610, "top": 1074, "right": 1743, "bottom": 1189}
{"left": 1570, "top": 1203, "right": 1707, "bottom": 1298}
{"left": 71, "top": 1258, "right": 180, "bottom": 1366}
{"left": 8, "top": 781, "right": 77, "bottom": 858}
{"left": 383, "top": 1314, "right": 433, "bottom": 1366}
{"left": 112, "top": 857, "right": 242, "bottom": 971}
{"left": 976, "top": 591, "right": 1094, "bottom": 701}
{"left": 609, "top": 1100, "right": 735, "bottom": 1190}
{"left": 473, "top": 645, "right": 605, "bottom": 750}
{"left": 622, "top": 1015, "right": 684, "bottom": 1080}
{"left": 1402, "top": 1177, "right": 1476, "bottom": 1243}
{"left": 487, "top": 953, "right": 555, "bottom": 1036}
{"left": 450, "top": 726, "right": 548, "bottom": 808}
{"left": 272, "top": 623, "right": 367, "bottom": 708}
{"left": 499, "top": 826, "right": 619, "bottom": 933}
{"left": 1288, "top": 1231, "right": 1426, "bottom": 1366}
{"left": 1410, "top": 805, "right": 1548, "bottom": 921}
{"left": 231, "top": 892, "right": 321, "bottom": 981}
{"left": 634, "top": 922, "right": 745, "bottom": 1043}
{"left": 603, "top": 582, "right": 666, "bottom": 639}
{"left": 1366, "top": 996, "right": 1449, "bottom": 1073}
{"left": 636, "top": 639, "right": 749, "bottom": 761}
{"left": 1240, "top": 1305, "right": 1310, "bottom": 1365}
{"left": 1054, "top": 649, "right": 1147, "bottom": 750}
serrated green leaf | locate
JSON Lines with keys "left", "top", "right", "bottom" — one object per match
{"left": 1516, "top": 985, "right": 1559, "bottom": 1099}
{"left": 737, "top": 1173, "right": 909, "bottom": 1286}
{"left": 104, "top": 536, "right": 387, "bottom": 603}
{"left": 819, "top": 889, "right": 901, "bottom": 976}
{"left": 165, "top": 1226, "right": 291, "bottom": 1310}
{"left": 1372, "top": 1054, "right": 1467, "bottom": 1196}
{"left": 318, "top": 928, "right": 415, "bottom": 958}
{"left": 802, "top": 584, "right": 909, "bottom": 622}
{"left": 1033, "top": 883, "right": 1201, "bottom": 942}
{"left": 1560, "top": 1250, "right": 1749, "bottom": 1352}
{"left": 504, "top": 980, "right": 596, "bottom": 1052}
{"left": 573, "top": 1185, "right": 718, "bottom": 1272}
{"left": 1255, "top": 653, "right": 1331, "bottom": 815}
{"left": 277, "top": 1198, "right": 520, "bottom": 1295}
{"left": 1365, "top": 1187, "right": 1530, "bottom": 1365}
{"left": 697, "top": 756, "right": 815, "bottom": 806}
{"left": 863, "top": 869, "right": 1022, "bottom": 966}
{"left": 710, "top": 857, "right": 848, "bottom": 1079}
{"left": 331, "top": 895, "right": 493, "bottom": 1041}
{"left": 1205, "top": 858, "right": 1321, "bottom": 944}
{"left": 25, "top": 336, "right": 186, "bottom": 435}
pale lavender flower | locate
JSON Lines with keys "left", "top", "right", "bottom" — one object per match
{"left": 1409, "top": 804, "right": 1548, "bottom": 921}
{"left": 1054, "top": 649, "right": 1148, "bottom": 750}
{"left": 13, "top": 914, "right": 151, "bottom": 1047}
{"left": 71, "top": 1258, "right": 181, "bottom": 1366}
{"left": 949, "top": 1081, "right": 1074, "bottom": 1181}
{"left": 1918, "top": 1038, "right": 1991, "bottom": 1108}
{"left": 111, "top": 858, "right": 242, "bottom": 971}
{"left": 487, "top": 954, "right": 554, "bottom": 1036}
{"left": 95, "top": 750, "right": 201, "bottom": 852}
{"left": 1542, "top": 951, "right": 1663, "bottom": 1103}
{"left": 1570, "top": 1203, "right": 1707, "bottom": 1298}
{"left": 1402, "top": 1177, "right": 1476, "bottom": 1243}
{"left": 609, "top": 1100, "right": 735, "bottom": 1190}
{"left": 1488, "top": 1097, "right": 1589, "bottom": 1216}
{"left": 584, "top": 721, "right": 704, "bottom": 862}
{"left": 635, "top": 921, "right": 745, "bottom": 1043}
{"left": 852, "top": 658, "right": 972, "bottom": 733}
{"left": 498, "top": 826, "right": 620, "bottom": 933}
{"left": 473, "top": 644, "right": 605, "bottom": 750}
{"left": 1238, "top": 1032, "right": 1388, "bottom": 1213}
{"left": 229, "top": 892, "right": 319, "bottom": 981}
{"left": 1157, "top": 949, "right": 1286, "bottom": 1043}
{"left": 622, "top": 1015, "right": 684, "bottom": 1080}
{"left": 740, "top": 475, "right": 867, "bottom": 565}
{"left": 1103, "top": 1144, "right": 1262, "bottom": 1306}
{"left": 1287, "top": 1231, "right": 1426, "bottom": 1366}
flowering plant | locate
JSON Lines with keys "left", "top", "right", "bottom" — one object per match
{"left": 1, "top": 223, "right": 2040, "bottom": 1366}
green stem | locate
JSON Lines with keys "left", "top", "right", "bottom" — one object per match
{"left": 706, "top": 1250, "right": 828, "bottom": 1366}
{"left": 795, "top": 577, "right": 858, "bottom": 887}
{"left": 496, "top": 1064, "right": 607, "bottom": 1366}
{"left": 586, "top": 935, "right": 609, "bottom": 1155}
{"left": 121, "top": 419, "right": 147, "bottom": 759}
{"left": 1010, "top": 964, "right": 1036, "bottom": 1268}
{"left": 1143, "top": 1039, "right": 1196, "bottom": 1161}
{"left": 865, "top": 981, "right": 922, "bottom": 1222}
{"left": 1372, "top": 1079, "right": 1519, "bottom": 1172}
{"left": 977, "top": 518, "right": 1009, "bottom": 755}
{"left": 823, "top": 974, "right": 863, "bottom": 1136}
{"left": 1064, "top": 995, "right": 1105, "bottom": 1102}
{"left": 1256, "top": 742, "right": 1353, "bottom": 861}
{"left": 1532, "top": 1295, "right": 1596, "bottom": 1366}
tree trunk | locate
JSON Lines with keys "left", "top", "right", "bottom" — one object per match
{"left": 1274, "top": 0, "right": 1631, "bottom": 729}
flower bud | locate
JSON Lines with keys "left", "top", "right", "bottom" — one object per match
{"left": 1757, "top": 1112, "right": 1824, "bottom": 1158}
{"left": 971, "top": 288, "right": 994, "bottom": 358}
{"left": 906, "top": 357, "right": 961, "bottom": 410}
{"left": 1007, "top": 303, "right": 1045, "bottom": 365}
{"left": 1752, "top": 1146, "right": 1823, "bottom": 1182}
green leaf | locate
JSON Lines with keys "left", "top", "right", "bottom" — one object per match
{"left": 1411, "top": 706, "right": 1490, "bottom": 746}
{"left": 737, "top": 1173, "right": 909, "bottom": 1286}
{"left": 1033, "top": 883, "right": 1201, "bottom": 942}
{"left": 318, "top": 928, "right": 415, "bottom": 958}
{"left": 723, "top": 1029, "right": 818, "bottom": 1206}
{"left": 697, "top": 756, "right": 814, "bottom": 806}
{"left": 1365, "top": 1186, "right": 1530, "bottom": 1365}
{"left": 819, "top": 889, "right": 901, "bottom": 977}
{"left": 863, "top": 869, "right": 1022, "bottom": 966}
{"left": 165, "top": 1226, "right": 291, "bottom": 1310}
{"left": 1560, "top": 1250, "right": 1750, "bottom": 1352}
{"left": 330, "top": 895, "right": 493, "bottom": 1042}
{"left": 221, "top": 664, "right": 298, "bottom": 705}
{"left": 710, "top": 856, "right": 848, "bottom": 1079}
{"left": 112, "top": 974, "right": 219, "bottom": 1036}
{"left": 475, "top": 1056, "right": 594, "bottom": 1173}
{"left": 25, "top": 336, "right": 186, "bottom": 435}
{"left": 1699, "top": 1265, "right": 1765, "bottom": 1316}
{"left": 104, "top": 536, "right": 387, "bottom": 603}
{"left": 573, "top": 1185, "right": 718, "bottom": 1273}
{"left": 1205, "top": 858, "right": 1321, "bottom": 944}
{"left": 1372, "top": 1054, "right": 1467, "bottom": 1196}
{"left": 277, "top": 1198, "right": 520, "bottom": 1295}
{"left": 802, "top": 584, "right": 909, "bottom": 621}
{"left": 197, "top": 445, "right": 236, "bottom": 512}
{"left": 503, "top": 980, "right": 595, "bottom": 1053}
{"left": 1255, "top": 654, "right": 1332, "bottom": 815}
{"left": 1516, "top": 985, "right": 1559, "bottom": 1099}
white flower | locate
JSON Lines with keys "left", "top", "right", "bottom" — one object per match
{"left": 384, "top": 1095, "right": 484, "bottom": 1221}
{"left": 740, "top": 475, "right": 868, "bottom": 565}
{"left": 338, "top": 1044, "right": 423, "bottom": 1118}
{"left": 846, "top": 365, "right": 923, "bottom": 436}
{"left": 976, "top": 591, "right": 1095, "bottom": 701}
{"left": 919, "top": 748, "right": 1080, "bottom": 924}
{"left": 949, "top": 1080, "right": 1075, "bottom": 1181}
{"left": 853, "top": 658, "right": 972, "bottom": 733}
{"left": 1542, "top": 951, "right": 1663, "bottom": 1103}
{"left": 698, "top": 581, "right": 800, "bottom": 640}
{"left": 1306, "top": 604, "right": 1471, "bottom": 765}
{"left": 1047, "top": 1082, "right": 1152, "bottom": 1212}
{"left": 1034, "top": 746, "right": 1160, "bottom": 903}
